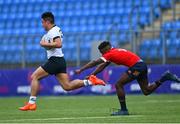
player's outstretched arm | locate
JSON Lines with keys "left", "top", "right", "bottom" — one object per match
{"left": 75, "top": 58, "right": 104, "bottom": 74}
{"left": 90, "top": 61, "right": 110, "bottom": 76}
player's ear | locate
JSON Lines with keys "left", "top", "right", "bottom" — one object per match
{"left": 100, "top": 47, "right": 107, "bottom": 54}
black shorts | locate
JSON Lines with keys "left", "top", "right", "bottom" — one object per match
{"left": 41, "top": 56, "right": 67, "bottom": 75}
{"left": 126, "top": 61, "right": 148, "bottom": 80}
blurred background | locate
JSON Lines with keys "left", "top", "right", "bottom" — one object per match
{"left": 0, "top": 0, "right": 180, "bottom": 96}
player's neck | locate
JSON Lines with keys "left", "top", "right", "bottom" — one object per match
{"left": 47, "top": 24, "right": 56, "bottom": 31}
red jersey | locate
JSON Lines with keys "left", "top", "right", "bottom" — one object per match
{"left": 101, "top": 48, "right": 141, "bottom": 67}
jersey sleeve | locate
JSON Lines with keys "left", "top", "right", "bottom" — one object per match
{"left": 49, "top": 28, "right": 63, "bottom": 41}
{"left": 100, "top": 53, "right": 111, "bottom": 62}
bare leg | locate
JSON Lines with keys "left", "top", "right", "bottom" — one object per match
{"left": 137, "top": 77, "right": 161, "bottom": 96}
{"left": 115, "top": 73, "right": 134, "bottom": 111}
{"left": 19, "top": 66, "right": 49, "bottom": 110}
{"left": 30, "top": 66, "right": 49, "bottom": 96}
{"left": 56, "top": 73, "right": 84, "bottom": 91}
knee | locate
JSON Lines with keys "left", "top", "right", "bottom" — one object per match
{"left": 115, "top": 83, "right": 123, "bottom": 89}
{"left": 142, "top": 89, "right": 150, "bottom": 96}
{"left": 143, "top": 91, "right": 149, "bottom": 96}
{"left": 115, "top": 83, "right": 119, "bottom": 89}
{"left": 61, "top": 84, "right": 72, "bottom": 91}
{"left": 63, "top": 87, "right": 71, "bottom": 91}
{"left": 31, "top": 74, "right": 36, "bottom": 81}
{"left": 31, "top": 73, "right": 39, "bottom": 81}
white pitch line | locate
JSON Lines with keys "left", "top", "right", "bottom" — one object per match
{"left": 145, "top": 99, "right": 180, "bottom": 103}
{"left": 1, "top": 115, "right": 144, "bottom": 122}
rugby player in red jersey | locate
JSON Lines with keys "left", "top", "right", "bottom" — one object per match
{"left": 75, "top": 41, "right": 180, "bottom": 116}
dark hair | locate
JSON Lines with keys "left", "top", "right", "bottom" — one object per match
{"left": 98, "top": 41, "right": 111, "bottom": 50}
{"left": 41, "top": 12, "right": 54, "bottom": 24}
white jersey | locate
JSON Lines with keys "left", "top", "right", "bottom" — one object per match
{"left": 41, "top": 25, "right": 64, "bottom": 59}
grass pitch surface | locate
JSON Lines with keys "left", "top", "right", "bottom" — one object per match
{"left": 0, "top": 94, "right": 180, "bottom": 123}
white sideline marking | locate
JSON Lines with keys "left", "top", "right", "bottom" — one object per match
{"left": 1, "top": 115, "right": 143, "bottom": 122}
{"left": 145, "top": 99, "right": 180, "bottom": 103}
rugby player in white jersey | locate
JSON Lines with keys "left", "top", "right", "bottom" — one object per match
{"left": 19, "top": 12, "right": 105, "bottom": 111}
